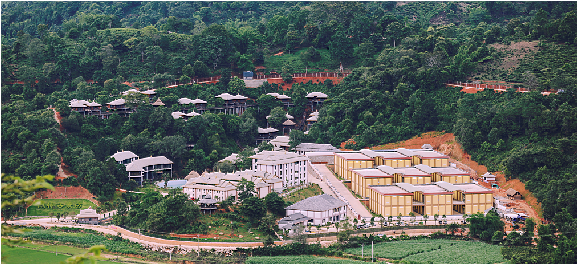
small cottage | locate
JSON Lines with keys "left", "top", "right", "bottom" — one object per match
{"left": 506, "top": 188, "right": 522, "bottom": 200}
{"left": 77, "top": 207, "right": 100, "bottom": 225}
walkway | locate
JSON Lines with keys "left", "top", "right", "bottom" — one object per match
{"left": 312, "top": 164, "right": 373, "bottom": 221}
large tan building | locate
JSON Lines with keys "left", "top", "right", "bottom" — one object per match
{"left": 360, "top": 149, "right": 412, "bottom": 168}
{"left": 396, "top": 183, "right": 453, "bottom": 216}
{"left": 368, "top": 185, "right": 413, "bottom": 217}
{"left": 396, "top": 148, "right": 449, "bottom": 167}
{"left": 366, "top": 182, "right": 493, "bottom": 217}
{"left": 415, "top": 164, "right": 471, "bottom": 184}
{"left": 377, "top": 165, "right": 433, "bottom": 185}
{"left": 351, "top": 168, "right": 393, "bottom": 198}
{"left": 435, "top": 182, "right": 493, "bottom": 215}
{"left": 334, "top": 152, "right": 374, "bottom": 180}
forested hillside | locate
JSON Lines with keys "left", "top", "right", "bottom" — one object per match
{"left": 1, "top": 1, "right": 575, "bottom": 225}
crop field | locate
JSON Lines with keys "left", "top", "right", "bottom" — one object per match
{"left": 26, "top": 199, "right": 96, "bottom": 216}
{"left": 345, "top": 239, "right": 506, "bottom": 264}
{"left": 1, "top": 245, "right": 118, "bottom": 264}
{"left": 246, "top": 255, "right": 372, "bottom": 264}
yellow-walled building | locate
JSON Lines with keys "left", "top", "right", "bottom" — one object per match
{"left": 351, "top": 168, "right": 394, "bottom": 198}
{"left": 396, "top": 148, "right": 449, "bottom": 167}
{"left": 435, "top": 181, "right": 493, "bottom": 215}
{"left": 360, "top": 149, "right": 412, "bottom": 168}
{"left": 334, "top": 152, "right": 374, "bottom": 180}
{"left": 368, "top": 185, "right": 413, "bottom": 217}
{"left": 396, "top": 183, "right": 453, "bottom": 216}
{"left": 415, "top": 164, "right": 471, "bottom": 184}
{"left": 377, "top": 165, "right": 433, "bottom": 184}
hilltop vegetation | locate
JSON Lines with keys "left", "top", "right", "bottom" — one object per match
{"left": 1, "top": 1, "right": 575, "bottom": 248}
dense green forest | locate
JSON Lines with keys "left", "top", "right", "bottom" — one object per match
{"left": 1, "top": 0, "right": 575, "bottom": 226}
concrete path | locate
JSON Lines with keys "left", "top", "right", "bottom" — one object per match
{"left": 312, "top": 164, "right": 373, "bottom": 221}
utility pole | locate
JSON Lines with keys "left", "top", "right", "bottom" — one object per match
{"left": 372, "top": 240, "right": 374, "bottom": 262}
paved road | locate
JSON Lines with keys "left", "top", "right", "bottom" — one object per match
{"left": 7, "top": 218, "right": 288, "bottom": 252}
{"left": 313, "top": 164, "right": 374, "bottom": 221}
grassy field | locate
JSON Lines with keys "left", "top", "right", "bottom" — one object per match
{"left": 345, "top": 239, "right": 506, "bottom": 264}
{"left": 246, "top": 255, "right": 373, "bottom": 264}
{"left": 1, "top": 245, "right": 118, "bottom": 264}
{"left": 264, "top": 48, "right": 338, "bottom": 73}
{"left": 26, "top": 199, "right": 96, "bottom": 216}
{"left": 283, "top": 183, "right": 324, "bottom": 204}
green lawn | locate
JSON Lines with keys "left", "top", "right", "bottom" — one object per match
{"left": 1, "top": 245, "right": 118, "bottom": 264}
{"left": 246, "top": 255, "right": 373, "bottom": 264}
{"left": 26, "top": 199, "right": 97, "bottom": 216}
{"left": 283, "top": 183, "right": 324, "bottom": 204}
{"left": 345, "top": 239, "right": 506, "bottom": 264}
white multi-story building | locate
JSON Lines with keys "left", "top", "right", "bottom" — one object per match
{"left": 250, "top": 151, "right": 309, "bottom": 188}
{"left": 182, "top": 170, "right": 283, "bottom": 200}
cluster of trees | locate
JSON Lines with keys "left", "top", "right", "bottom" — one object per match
{"left": 114, "top": 189, "right": 201, "bottom": 233}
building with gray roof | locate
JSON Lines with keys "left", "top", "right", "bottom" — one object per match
{"left": 111, "top": 151, "right": 139, "bottom": 165}
{"left": 285, "top": 194, "right": 347, "bottom": 225}
{"left": 126, "top": 156, "right": 173, "bottom": 185}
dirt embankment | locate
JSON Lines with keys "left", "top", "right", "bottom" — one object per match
{"left": 369, "top": 132, "right": 543, "bottom": 223}
{"left": 34, "top": 186, "right": 100, "bottom": 205}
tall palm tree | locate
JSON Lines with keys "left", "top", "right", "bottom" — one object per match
{"left": 434, "top": 214, "right": 439, "bottom": 225}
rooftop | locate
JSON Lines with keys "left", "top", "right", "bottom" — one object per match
{"left": 402, "top": 183, "right": 452, "bottom": 195}
{"left": 335, "top": 152, "right": 374, "bottom": 161}
{"left": 368, "top": 185, "right": 412, "bottom": 196}
{"left": 351, "top": 168, "right": 392, "bottom": 177}
{"left": 250, "top": 151, "right": 309, "bottom": 165}
{"left": 415, "top": 164, "right": 469, "bottom": 175}
{"left": 285, "top": 194, "right": 346, "bottom": 211}
{"left": 395, "top": 148, "right": 449, "bottom": 159}
{"left": 111, "top": 151, "right": 138, "bottom": 162}
{"left": 126, "top": 156, "right": 173, "bottom": 172}
{"left": 295, "top": 143, "right": 339, "bottom": 152}
{"left": 306, "top": 92, "right": 328, "bottom": 98}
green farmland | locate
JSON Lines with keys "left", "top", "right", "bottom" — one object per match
{"left": 246, "top": 255, "right": 371, "bottom": 264}
{"left": 25, "top": 199, "right": 97, "bottom": 216}
{"left": 345, "top": 239, "right": 506, "bottom": 264}
{"left": 1, "top": 245, "right": 118, "bottom": 264}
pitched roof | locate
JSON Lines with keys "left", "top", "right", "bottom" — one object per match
{"left": 111, "top": 151, "right": 138, "bottom": 162}
{"left": 283, "top": 119, "right": 296, "bottom": 126}
{"left": 506, "top": 188, "right": 520, "bottom": 196}
{"left": 186, "top": 112, "right": 201, "bottom": 117}
{"left": 306, "top": 92, "right": 328, "bottom": 98}
{"left": 107, "top": 98, "right": 126, "bottom": 105}
{"left": 171, "top": 111, "right": 186, "bottom": 119}
{"left": 285, "top": 194, "right": 346, "bottom": 211}
{"left": 152, "top": 98, "right": 165, "bottom": 106}
{"left": 126, "top": 156, "right": 173, "bottom": 171}
{"left": 415, "top": 164, "right": 469, "bottom": 176}
{"left": 258, "top": 127, "right": 279, "bottom": 133}
{"left": 141, "top": 90, "right": 157, "bottom": 95}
